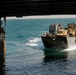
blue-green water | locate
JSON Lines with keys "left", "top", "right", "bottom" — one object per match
{"left": 2, "top": 18, "right": 76, "bottom": 75}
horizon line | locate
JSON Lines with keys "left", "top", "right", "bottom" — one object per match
{"left": 2, "top": 15, "right": 76, "bottom": 19}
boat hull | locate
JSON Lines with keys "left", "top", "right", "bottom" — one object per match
{"left": 41, "top": 36, "right": 68, "bottom": 49}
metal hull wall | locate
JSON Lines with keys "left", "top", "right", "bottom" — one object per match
{"left": 41, "top": 36, "right": 68, "bottom": 49}
{"left": 0, "top": 40, "right": 5, "bottom": 62}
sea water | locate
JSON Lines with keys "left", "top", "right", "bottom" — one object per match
{"left": 1, "top": 18, "right": 76, "bottom": 75}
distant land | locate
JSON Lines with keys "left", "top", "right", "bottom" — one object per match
{"left": 2, "top": 15, "right": 76, "bottom": 19}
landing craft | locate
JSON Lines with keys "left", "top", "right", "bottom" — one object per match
{"left": 41, "top": 23, "right": 76, "bottom": 49}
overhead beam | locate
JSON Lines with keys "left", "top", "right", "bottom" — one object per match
{"left": 1, "top": 1, "right": 76, "bottom": 17}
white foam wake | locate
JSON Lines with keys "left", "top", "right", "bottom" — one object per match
{"left": 63, "top": 45, "right": 76, "bottom": 51}
{"left": 67, "top": 37, "right": 75, "bottom": 47}
{"left": 23, "top": 38, "right": 44, "bottom": 49}
{"left": 63, "top": 37, "right": 76, "bottom": 51}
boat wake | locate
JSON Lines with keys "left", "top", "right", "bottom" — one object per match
{"left": 23, "top": 38, "right": 44, "bottom": 50}
{"left": 63, "top": 45, "right": 76, "bottom": 51}
{"left": 63, "top": 37, "right": 76, "bottom": 51}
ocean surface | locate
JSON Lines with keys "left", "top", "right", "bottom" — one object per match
{"left": 2, "top": 18, "right": 76, "bottom": 75}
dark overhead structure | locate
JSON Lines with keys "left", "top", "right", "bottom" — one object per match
{"left": 1, "top": 0, "right": 76, "bottom": 17}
